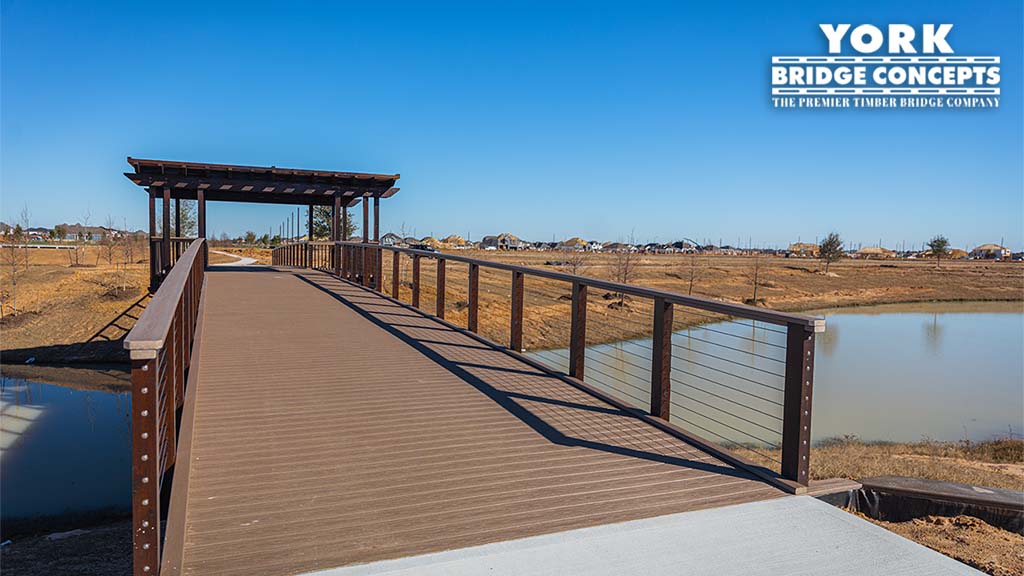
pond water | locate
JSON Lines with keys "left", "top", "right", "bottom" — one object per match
{"left": 528, "top": 301, "right": 1023, "bottom": 448}
{"left": 0, "top": 379, "right": 131, "bottom": 523}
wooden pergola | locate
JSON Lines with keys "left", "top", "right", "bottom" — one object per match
{"left": 124, "top": 157, "right": 400, "bottom": 288}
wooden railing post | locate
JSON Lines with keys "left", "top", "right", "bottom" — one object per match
{"left": 412, "top": 255, "right": 421, "bottom": 308}
{"left": 510, "top": 270, "right": 524, "bottom": 351}
{"left": 468, "top": 263, "right": 479, "bottom": 333}
{"left": 392, "top": 251, "right": 400, "bottom": 298}
{"left": 782, "top": 323, "right": 815, "bottom": 486}
{"left": 650, "top": 298, "right": 673, "bottom": 420}
{"left": 362, "top": 245, "right": 371, "bottom": 287}
{"left": 131, "top": 356, "right": 161, "bottom": 575}
{"left": 436, "top": 258, "right": 446, "bottom": 318}
{"left": 569, "top": 282, "right": 587, "bottom": 380}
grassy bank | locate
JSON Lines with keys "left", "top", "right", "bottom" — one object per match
{"left": 804, "top": 437, "right": 1024, "bottom": 491}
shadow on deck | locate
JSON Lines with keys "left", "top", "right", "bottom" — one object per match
{"left": 173, "top": 266, "right": 784, "bottom": 576}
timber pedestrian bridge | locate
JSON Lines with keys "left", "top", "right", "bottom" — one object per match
{"left": 121, "top": 159, "right": 980, "bottom": 576}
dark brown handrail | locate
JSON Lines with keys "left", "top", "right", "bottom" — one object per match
{"left": 274, "top": 240, "right": 823, "bottom": 491}
{"left": 125, "top": 238, "right": 206, "bottom": 576}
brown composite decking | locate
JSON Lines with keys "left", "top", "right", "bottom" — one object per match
{"left": 177, "top": 266, "right": 785, "bottom": 575}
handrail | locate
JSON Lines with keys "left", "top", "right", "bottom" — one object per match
{"left": 124, "top": 237, "right": 206, "bottom": 576}
{"left": 274, "top": 239, "right": 822, "bottom": 490}
{"left": 334, "top": 241, "right": 822, "bottom": 330}
{"left": 128, "top": 239, "right": 205, "bottom": 355}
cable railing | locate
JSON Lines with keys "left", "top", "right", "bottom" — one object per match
{"left": 271, "top": 240, "right": 824, "bottom": 492}
{"left": 124, "top": 238, "right": 206, "bottom": 576}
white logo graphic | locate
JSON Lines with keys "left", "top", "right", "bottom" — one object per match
{"left": 772, "top": 24, "right": 1001, "bottom": 109}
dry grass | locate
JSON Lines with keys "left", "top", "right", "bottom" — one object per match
{"left": 1, "top": 246, "right": 148, "bottom": 361}
{"left": 745, "top": 437, "right": 1024, "bottom": 491}
{"left": 379, "top": 250, "right": 1024, "bottom": 350}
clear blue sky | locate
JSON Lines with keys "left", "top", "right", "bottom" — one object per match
{"left": 2, "top": 1, "right": 1021, "bottom": 249}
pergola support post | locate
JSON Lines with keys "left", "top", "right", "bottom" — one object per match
{"left": 162, "top": 187, "right": 171, "bottom": 276}
{"left": 332, "top": 196, "right": 341, "bottom": 276}
{"left": 197, "top": 188, "right": 207, "bottom": 267}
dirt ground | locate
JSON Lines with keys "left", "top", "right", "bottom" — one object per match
{"left": 852, "top": 512, "right": 1024, "bottom": 576}
{"left": 1, "top": 520, "right": 131, "bottom": 576}
{"left": 1, "top": 245, "right": 149, "bottom": 363}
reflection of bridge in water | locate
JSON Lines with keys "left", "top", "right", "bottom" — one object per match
{"left": 121, "top": 158, "right": 976, "bottom": 576}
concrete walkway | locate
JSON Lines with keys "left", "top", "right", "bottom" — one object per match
{"left": 209, "top": 249, "right": 257, "bottom": 266}
{"left": 307, "top": 496, "right": 981, "bottom": 576}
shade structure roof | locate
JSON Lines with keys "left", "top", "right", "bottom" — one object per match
{"left": 125, "top": 157, "right": 399, "bottom": 207}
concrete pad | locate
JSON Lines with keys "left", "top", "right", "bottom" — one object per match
{"left": 305, "top": 496, "right": 981, "bottom": 576}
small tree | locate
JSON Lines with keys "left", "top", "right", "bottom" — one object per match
{"left": 1, "top": 215, "right": 28, "bottom": 316}
{"left": 610, "top": 233, "right": 639, "bottom": 306}
{"left": 312, "top": 206, "right": 358, "bottom": 240}
{"left": 741, "top": 252, "right": 770, "bottom": 305}
{"left": 560, "top": 250, "right": 589, "bottom": 276}
{"left": 244, "top": 230, "right": 257, "bottom": 245}
{"left": 818, "top": 232, "right": 844, "bottom": 273}
{"left": 927, "top": 235, "right": 950, "bottom": 268}
{"left": 683, "top": 252, "right": 706, "bottom": 295}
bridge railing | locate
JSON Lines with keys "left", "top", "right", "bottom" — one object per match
{"left": 124, "top": 238, "right": 206, "bottom": 576}
{"left": 274, "top": 240, "right": 824, "bottom": 492}
{"left": 150, "top": 237, "right": 196, "bottom": 290}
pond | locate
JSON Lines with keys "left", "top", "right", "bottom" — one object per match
{"left": 528, "top": 301, "right": 1023, "bottom": 448}
{"left": 0, "top": 378, "right": 131, "bottom": 526}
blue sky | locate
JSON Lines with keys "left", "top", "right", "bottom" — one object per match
{"left": 2, "top": 1, "right": 1021, "bottom": 249}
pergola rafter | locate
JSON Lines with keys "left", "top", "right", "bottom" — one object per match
{"left": 124, "top": 157, "right": 400, "bottom": 289}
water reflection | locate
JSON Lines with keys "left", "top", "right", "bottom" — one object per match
{"left": 529, "top": 302, "right": 1023, "bottom": 446}
{"left": 0, "top": 379, "right": 131, "bottom": 521}
{"left": 922, "top": 313, "right": 944, "bottom": 355}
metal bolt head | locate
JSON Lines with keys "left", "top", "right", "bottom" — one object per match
{"left": 141, "top": 454, "right": 149, "bottom": 462}
{"left": 141, "top": 410, "right": 149, "bottom": 417}
{"left": 142, "top": 477, "right": 149, "bottom": 484}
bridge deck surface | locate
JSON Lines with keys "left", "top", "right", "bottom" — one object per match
{"left": 177, "top": 267, "right": 784, "bottom": 575}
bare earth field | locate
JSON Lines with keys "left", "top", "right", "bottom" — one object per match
{"left": 854, "top": 513, "right": 1024, "bottom": 576}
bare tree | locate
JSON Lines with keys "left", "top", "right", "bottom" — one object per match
{"left": 610, "top": 233, "right": 639, "bottom": 306}
{"left": 1, "top": 229, "right": 22, "bottom": 316}
{"left": 682, "top": 252, "right": 706, "bottom": 295}
{"left": 1, "top": 207, "right": 30, "bottom": 316}
{"left": 560, "top": 250, "right": 589, "bottom": 277}
{"left": 741, "top": 252, "right": 770, "bottom": 305}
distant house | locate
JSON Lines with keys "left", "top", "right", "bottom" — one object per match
{"left": 380, "top": 232, "right": 402, "bottom": 246}
{"left": 442, "top": 234, "right": 470, "bottom": 248}
{"left": 671, "top": 241, "right": 697, "bottom": 253}
{"left": 481, "top": 233, "right": 526, "bottom": 251}
{"left": 853, "top": 246, "right": 896, "bottom": 259}
{"left": 969, "top": 243, "right": 1010, "bottom": 260}
{"left": 787, "top": 242, "right": 818, "bottom": 257}
{"left": 602, "top": 242, "right": 635, "bottom": 253}
{"left": 557, "top": 237, "right": 588, "bottom": 251}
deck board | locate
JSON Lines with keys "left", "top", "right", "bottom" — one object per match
{"left": 178, "top": 267, "right": 784, "bottom": 575}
